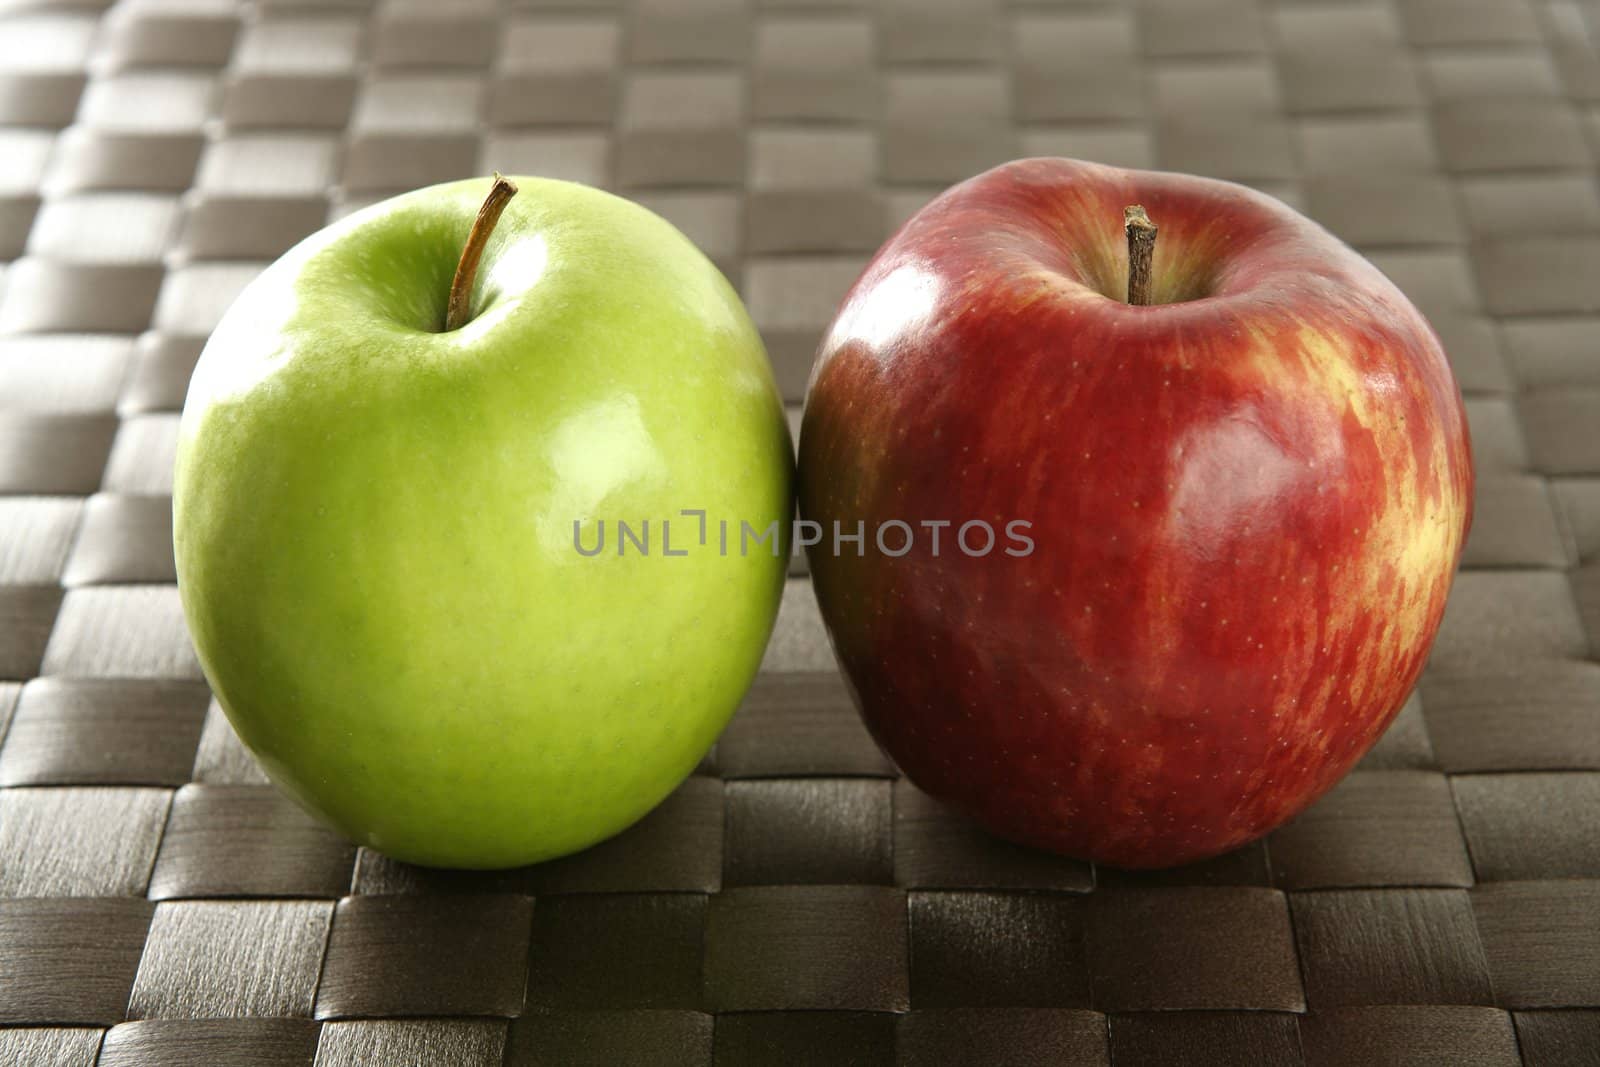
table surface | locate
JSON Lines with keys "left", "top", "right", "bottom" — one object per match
{"left": 3, "top": 0, "right": 1600, "bottom": 1064}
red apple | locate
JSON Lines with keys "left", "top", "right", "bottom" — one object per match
{"left": 798, "top": 158, "right": 1473, "bottom": 868}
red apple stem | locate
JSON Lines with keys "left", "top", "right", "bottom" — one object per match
{"left": 1124, "top": 205, "right": 1157, "bottom": 306}
{"left": 444, "top": 173, "right": 519, "bottom": 332}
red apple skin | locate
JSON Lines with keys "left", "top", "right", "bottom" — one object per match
{"left": 799, "top": 158, "right": 1473, "bottom": 868}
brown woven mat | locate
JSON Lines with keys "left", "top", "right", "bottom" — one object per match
{"left": 2, "top": 0, "right": 1600, "bottom": 1064}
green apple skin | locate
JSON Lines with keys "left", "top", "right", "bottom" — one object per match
{"left": 174, "top": 177, "right": 792, "bottom": 869}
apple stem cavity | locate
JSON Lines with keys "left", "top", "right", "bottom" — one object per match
{"left": 1124, "top": 205, "right": 1157, "bottom": 307}
{"left": 444, "top": 173, "right": 519, "bottom": 332}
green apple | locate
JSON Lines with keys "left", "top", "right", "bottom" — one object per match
{"left": 174, "top": 176, "right": 792, "bottom": 868}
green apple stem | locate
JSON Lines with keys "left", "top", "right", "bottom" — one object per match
{"left": 1124, "top": 205, "right": 1157, "bottom": 306}
{"left": 444, "top": 173, "right": 519, "bottom": 332}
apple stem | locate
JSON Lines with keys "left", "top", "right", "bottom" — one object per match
{"left": 444, "top": 173, "right": 519, "bottom": 332}
{"left": 1124, "top": 205, "right": 1157, "bottom": 306}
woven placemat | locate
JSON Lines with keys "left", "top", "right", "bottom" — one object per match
{"left": 2, "top": 0, "right": 1599, "bottom": 1064}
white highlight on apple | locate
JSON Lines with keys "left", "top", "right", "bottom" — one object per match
{"left": 826, "top": 262, "right": 941, "bottom": 355}
{"left": 451, "top": 233, "right": 551, "bottom": 344}
{"left": 542, "top": 394, "right": 667, "bottom": 555}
